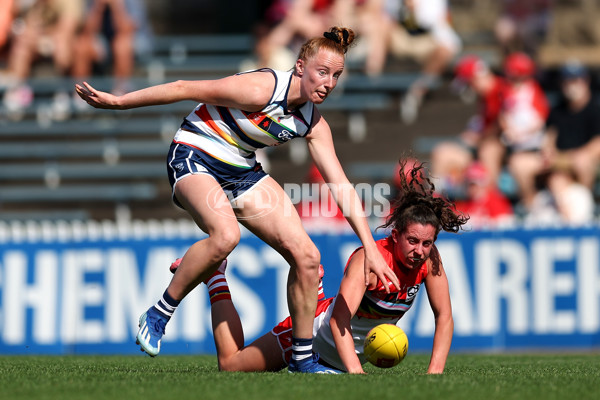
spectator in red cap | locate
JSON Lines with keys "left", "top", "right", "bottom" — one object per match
{"left": 453, "top": 161, "right": 514, "bottom": 229}
{"left": 481, "top": 51, "right": 549, "bottom": 209}
{"left": 430, "top": 54, "right": 508, "bottom": 197}
{"left": 503, "top": 51, "right": 536, "bottom": 79}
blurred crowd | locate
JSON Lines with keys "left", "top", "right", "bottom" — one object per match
{"left": 251, "top": 0, "right": 598, "bottom": 228}
{"left": 250, "top": 0, "right": 462, "bottom": 124}
{"left": 0, "top": 0, "right": 598, "bottom": 227}
{"left": 0, "top": 0, "right": 152, "bottom": 120}
{"left": 438, "top": 53, "right": 599, "bottom": 229}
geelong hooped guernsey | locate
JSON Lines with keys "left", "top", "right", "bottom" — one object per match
{"left": 175, "top": 68, "right": 314, "bottom": 169}
{"left": 312, "top": 237, "right": 429, "bottom": 370}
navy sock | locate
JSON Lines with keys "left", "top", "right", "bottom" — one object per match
{"left": 291, "top": 337, "right": 313, "bottom": 363}
{"left": 153, "top": 290, "right": 180, "bottom": 321}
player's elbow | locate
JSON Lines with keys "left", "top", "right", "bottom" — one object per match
{"left": 170, "top": 80, "right": 191, "bottom": 98}
{"left": 218, "top": 356, "right": 245, "bottom": 372}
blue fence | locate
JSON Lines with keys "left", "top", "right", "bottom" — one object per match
{"left": 1, "top": 223, "right": 599, "bottom": 355}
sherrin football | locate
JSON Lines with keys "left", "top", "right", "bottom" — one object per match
{"left": 363, "top": 324, "right": 409, "bottom": 368}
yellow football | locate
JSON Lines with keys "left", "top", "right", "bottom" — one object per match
{"left": 363, "top": 324, "right": 409, "bottom": 368}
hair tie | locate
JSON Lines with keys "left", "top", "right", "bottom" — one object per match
{"left": 323, "top": 31, "right": 340, "bottom": 43}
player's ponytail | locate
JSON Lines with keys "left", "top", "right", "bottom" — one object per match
{"left": 323, "top": 26, "right": 355, "bottom": 54}
{"left": 297, "top": 26, "right": 355, "bottom": 62}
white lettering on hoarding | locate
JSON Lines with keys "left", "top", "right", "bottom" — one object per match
{"left": 0, "top": 233, "right": 599, "bottom": 351}
{"left": 3, "top": 251, "right": 58, "bottom": 344}
{"left": 105, "top": 247, "right": 184, "bottom": 343}
{"left": 436, "top": 242, "right": 476, "bottom": 335}
{"left": 577, "top": 238, "right": 600, "bottom": 333}
{"left": 532, "top": 239, "right": 576, "bottom": 334}
{"left": 106, "top": 248, "right": 146, "bottom": 343}
{"left": 35, "top": 251, "right": 59, "bottom": 344}
{"left": 476, "top": 240, "right": 528, "bottom": 335}
{"left": 62, "top": 249, "right": 105, "bottom": 343}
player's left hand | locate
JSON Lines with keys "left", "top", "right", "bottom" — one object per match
{"left": 363, "top": 248, "right": 400, "bottom": 293}
{"left": 75, "top": 82, "right": 122, "bottom": 110}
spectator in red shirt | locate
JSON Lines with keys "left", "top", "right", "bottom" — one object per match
{"left": 481, "top": 52, "right": 549, "bottom": 209}
{"left": 454, "top": 162, "right": 514, "bottom": 229}
{"left": 430, "top": 54, "right": 507, "bottom": 197}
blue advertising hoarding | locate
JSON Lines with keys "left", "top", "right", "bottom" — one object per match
{"left": 1, "top": 223, "right": 599, "bottom": 354}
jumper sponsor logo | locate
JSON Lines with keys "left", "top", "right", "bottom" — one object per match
{"left": 277, "top": 130, "right": 294, "bottom": 141}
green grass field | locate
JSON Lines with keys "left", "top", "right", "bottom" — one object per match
{"left": 1, "top": 353, "right": 598, "bottom": 400}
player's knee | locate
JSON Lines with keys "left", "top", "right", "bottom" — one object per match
{"left": 305, "top": 246, "right": 321, "bottom": 269}
{"left": 278, "top": 235, "right": 320, "bottom": 265}
{"left": 210, "top": 227, "right": 240, "bottom": 258}
{"left": 294, "top": 244, "right": 321, "bottom": 279}
{"left": 217, "top": 353, "right": 253, "bottom": 372}
{"left": 296, "top": 242, "right": 320, "bottom": 269}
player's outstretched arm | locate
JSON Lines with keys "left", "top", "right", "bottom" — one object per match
{"left": 75, "top": 71, "right": 276, "bottom": 111}
{"left": 305, "top": 112, "right": 400, "bottom": 292}
{"left": 424, "top": 257, "right": 453, "bottom": 374}
{"left": 330, "top": 249, "right": 369, "bottom": 374}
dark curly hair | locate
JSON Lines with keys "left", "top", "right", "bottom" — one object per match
{"left": 379, "top": 160, "right": 468, "bottom": 274}
{"left": 380, "top": 159, "right": 469, "bottom": 239}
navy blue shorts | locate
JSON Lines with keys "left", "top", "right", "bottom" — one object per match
{"left": 166, "top": 141, "right": 269, "bottom": 209}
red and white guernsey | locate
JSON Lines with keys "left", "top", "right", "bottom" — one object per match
{"left": 312, "top": 237, "right": 429, "bottom": 370}
{"left": 174, "top": 68, "right": 314, "bottom": 169}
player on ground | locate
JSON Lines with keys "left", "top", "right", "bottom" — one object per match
{"left": 75, "top": 26, "right": 399, "bottom": 373}
{"left": 170, "top": 160, "right": 468, "bottom": 373}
